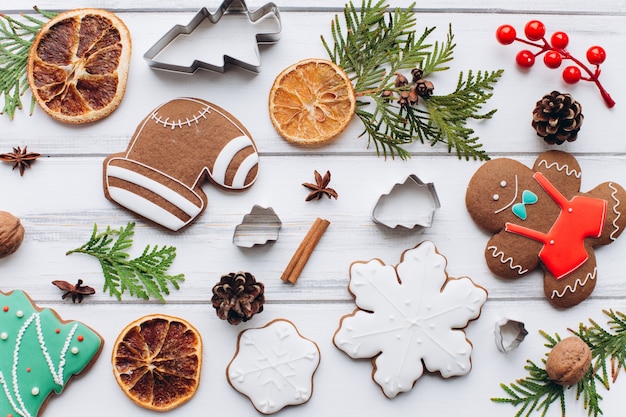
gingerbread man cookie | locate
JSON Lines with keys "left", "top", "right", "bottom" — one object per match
{"left": 466, "top": 150, "right": 626, "bottom": 308}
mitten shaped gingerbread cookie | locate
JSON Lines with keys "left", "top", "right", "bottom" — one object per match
{"left": 103, "top": 98, "right": 259, "bottom": 231}
{"left": 466, "top": 150, "right": 626, "bottom": 308}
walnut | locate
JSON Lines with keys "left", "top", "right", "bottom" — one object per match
{"left": 545, "top": 336, "right": 592, "bottom": 386}
{"left": 0, "top": 211, "right": 24, "bottom": 258}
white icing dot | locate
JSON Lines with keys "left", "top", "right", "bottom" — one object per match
{"left": 31, "top": 387, "right": 39, "bottom": 396}
{"left": 550, "top": 240, "right": 555, "bottom": 245}
{"left": 500, "top": 180, "right": 507, "bottom": 187}
{"left": 493, "top": 194, "right": 500, "bottom": 201}
{"left": 0, "top": 332, "right": 7, "bottom": 340}
{"left": 15, "top": 311, "right": 23, "bottom": 318}
{"left": 568, "top": 207, "right": 573, "bottom": 213}
{"left": 71, "top": 346, "right": 79, "bottom": 355}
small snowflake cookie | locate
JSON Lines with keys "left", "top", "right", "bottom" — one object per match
{"left": 333, "top": 241, "right": 487, "bottom": 398}
{"left": 227, "top": 319, "right": 320, "bottom": 414}
{"left": 466, "top": 150, "right": 626, "bottom": 308}
{"left": 0, "top": 290, "right": 103, "bottom": 417}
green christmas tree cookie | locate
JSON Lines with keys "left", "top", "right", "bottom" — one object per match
{"left": 0, "top": 290, "right": 103, "bottom": 417}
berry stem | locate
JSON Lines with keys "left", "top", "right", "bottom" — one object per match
{"left": 498, "top": 23, "right": 615, "bottom": 108}
{"left": 562, "top": 52, "right": 615, "bottom": 108}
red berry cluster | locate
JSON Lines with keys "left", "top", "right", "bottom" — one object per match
{"left": 496, "top": 20, "right": 614, "bottom": 108}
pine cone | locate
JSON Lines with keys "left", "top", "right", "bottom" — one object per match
{"left": 211, "top": 272, "right": 265, "bottom": 325}
{"left": 532, "top": 91, "right": 583, "bottom": 144}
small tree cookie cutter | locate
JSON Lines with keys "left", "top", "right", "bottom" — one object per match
{"left": 144, "top": 0, "right": 281, "bottom": 73}
{"left": 372, "top": 174, "right": 441, "bottom": 231}
{"left": 233, "top": 205, "right": 282, "bottom": 248}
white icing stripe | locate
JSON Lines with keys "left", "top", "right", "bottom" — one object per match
{"left": 487, "top": 246, "right": 528, "bottom": 274}
{"left": 211, "top": 135, "right": 254, "bottom": 186}
{"left": 0, "top": 371, "right": 24, "bottom": 417}
{"left": 107, "top": 187, "right": 189, "bottom": 231}
{"left": 231, "top": 153, "right": 259, "bottom": 188}
{"left": 608, "top": 182, "right": 621, "bottom": 241}
{"left": 106, "top": 165, "right": 201, "bottom": 216}
{"left": 551, "top": 267, "right": 597, "bottom": 299}
{"left": 537, "top": 159, "right": 581, "bottom": 178}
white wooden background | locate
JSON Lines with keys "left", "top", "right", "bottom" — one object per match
{"left": 1, "top": 1, "right": 626, "bottom": 416}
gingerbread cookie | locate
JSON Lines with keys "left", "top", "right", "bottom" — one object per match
{"left": 466, "top": 150, "right": 626, "bottom": 308}
{"left": 103, "top": 97, "right": 259, "bottom": 231}
{"left": 0, "top": 290, "right": 103, "bottom": 417}
{"left": 333, "top": 241, "right": 487, "bottom": 398}
{"left": 227, "top": 319, "right": 320, "bottom": 414}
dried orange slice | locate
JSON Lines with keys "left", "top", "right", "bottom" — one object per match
{"left": 27, "top": 8, "right": 131, "bottom": 124}
{"left": 269, "top": 58, "right": 356, "bottom": 145}
{"left": 112, "top": 314, "right": 202, "bottom": 411}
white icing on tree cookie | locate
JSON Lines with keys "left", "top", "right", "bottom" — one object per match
{"left": 334, "top": 241, "right": 487, "bottom": 398}
{"left": 227, "top": 319, "right": 320, "bottom": 414}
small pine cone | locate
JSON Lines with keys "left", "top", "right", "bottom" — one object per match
{"left": 532, "top": 91, "right": 584, "bottom": 145}
{"left": 211, "top": 272, "right": 265, "bottom": 325}
{"left": 415, "top": 79, "right": 434, "bottom": 98}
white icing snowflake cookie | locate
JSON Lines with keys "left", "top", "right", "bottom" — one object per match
{"left": 227, "top": 319, "right": 320, "bottom": 414}
{"left": 333, "top": 241, "right": 487, "bottom": 398}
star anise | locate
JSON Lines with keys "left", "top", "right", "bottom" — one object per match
{"left": 52, "top": 279, "right": 96, "bottom": 303}
{"left": 0, "top": 146, "right": 41, "bottom": 176}
{"left": 302, "top": 170, "right": 338, "bottom": 201}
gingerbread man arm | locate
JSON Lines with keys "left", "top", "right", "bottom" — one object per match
{"left": 588, "top": 181, "right": 626, "bottom": 245}
{"left": 533, "top": 150, "right": 582, "bottom": 197}
{"left": 484, "top": 232, "right": 540, "bottom": 279}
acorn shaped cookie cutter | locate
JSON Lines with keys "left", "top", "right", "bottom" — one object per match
{"left": 144, "top": 0, "right": 281, "bottom": 73}
{"left": 372, "top": 174, "right": 441, "bottom": 231}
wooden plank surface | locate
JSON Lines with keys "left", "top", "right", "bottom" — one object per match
{"left": 1, "top": 1, "right": 625, "bottom": 416}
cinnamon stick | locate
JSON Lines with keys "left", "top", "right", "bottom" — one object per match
{"left": 281, "top": 217, "right": 330, "bottom": 284}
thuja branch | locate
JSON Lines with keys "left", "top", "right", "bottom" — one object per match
{"left": 0, "top": 8, "right": 55, "bottom": 120}
{"left": 322, "top": 0, "right": 502, "bottom": 160}
{"left": 66, "top": 222, "right": 185, "bottom": 302}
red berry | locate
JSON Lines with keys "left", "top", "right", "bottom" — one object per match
{"left": 562, "top": 66, "right": 582, "bottom": 84}
{"left": 496, "top": 24, "right": 517, "bottom": 45}
{"left": 550, "top": 31, "right": 569, "bottom": 49}
{"left": 586, "top": 46, "right": 606, "bottom": 65}
{"left": 524, "top": 20, "right": 546, "bottom": 41}
{"left": 543, "top": 51, "right": 562, "bottom": 69}
{"left": 516, "top": 50, "right": 536, "bottom": 68}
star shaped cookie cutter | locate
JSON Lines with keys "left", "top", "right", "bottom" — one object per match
{"left": 144, "top": 0, "right": 281, "bottom": 73}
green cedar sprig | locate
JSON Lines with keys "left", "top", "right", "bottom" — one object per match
{"left": 573, "top": 309, "right": 626, "bottom": 388}
{"left": 66, "top": 222, "right": 184, "bottom": 302}
{"left": 0, "top": 8, "right": 55, "bottom": 120}
{"left": 321, "top": 0, "right": 502, "bottom": 160}
{"left": 492, "top": 310, "right": 626, "bottom": 417}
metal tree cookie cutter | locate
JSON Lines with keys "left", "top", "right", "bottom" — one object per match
{"left": 144, "top": 0, "right": 281, "bottom": 73}
{"left": 372, "top": 174, "right": 441, "bottom": 231}
{"left": 233, "top": 205, "right": 282, "bottom": 248}
{"left": 494, "top": 317, "right": 528, "bottom": 354}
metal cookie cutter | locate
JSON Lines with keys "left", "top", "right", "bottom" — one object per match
{"left": 372, "top": 174, "right": 441, "bottom": 232}
{"left": 233, "top": 205, "right": 282, "bottom": 248}
{"left": 144, "top": 0, "right": 281, "bottom": 73}
{"left": 494, "top": 317, "right": 528, "bottom": 353}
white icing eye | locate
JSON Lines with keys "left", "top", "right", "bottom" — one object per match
{"left": 493, "top": 194, "right": 500, "bottom": 201}
{"left": 500, "top": 180, "right": 507, "bottom": 187}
